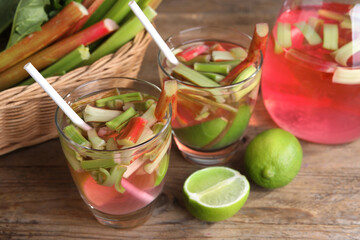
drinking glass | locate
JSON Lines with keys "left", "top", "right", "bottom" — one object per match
{"left": 262, "top": 0, "right": 360, "bottom": 144}
{"left": 55, "top": 77, "right": 172, "bottom": 228}
{"left": 158, "top": 26, "right": 263, "bottom": 165}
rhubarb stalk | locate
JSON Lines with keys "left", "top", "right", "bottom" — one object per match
{"left": 154, "top": 80, "right": 177, "bottom": 121}
{"left": 82, "top": 0, "right": 118, "bottom": 29}
{"left": 19, "top": 45, "right": 90, "bottom": 86}
{"left": 0, "top": 19, "right": 118, "bottom": 90}
{"left": 81, "top": 6, "right": 157, "bottom": 66}
{"left": 117, "top": 117, "right": 148, "bottom": 146}
{"left": 0, "top": 2, "right": 88, "bottom": 73}
{"left": 220, "top": 23, "right": 268, "bottom": 85}
{"left": 67, "top": 0, "right": 105, "bottom": 35}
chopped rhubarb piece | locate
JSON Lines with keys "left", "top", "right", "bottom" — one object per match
{"left": 230, "top": 47, "right": 248, "bottom": 61}
{"left": 220, "top": 23, "right": 268, "bottom": 86}
{"left": 318, "top": 9, "right": 348, "bottom": 22}
{"left": 116, "top": 117, "right": 148, "bottom": 147}
{"left": 172, "top": 63, "right": 220, "bottom": 87}
{"left": 182, "top": 54, "right": 211, "bottom": 65}
{"left": 276, "top": 22, "right": 292, "bottom": 48}
{"left": 308, "top": 17, "right": 324, "bottom": 32}
{"left": 294, "top": 22, "right": 322, "bottom": 45}
{"left": 332, "top": 39, "right": 360, "bottom": 66}
{"left": 247, "top": 22, "right": 269, "bottom": 62}
{"left": 83, "top": 105, "right": 122, "bottom": 122}
{"left": 154, "top": 80, "right": 177, "bottom": 120}
{"left": 194, "top": 62, "right": 231, "bottom": 75}
{"left": 176, "top": 45, "right": 209, "bottom": 62}
{"left": 323, "top": 24, "right": 339, "bottom": 50}
{"left": 200, "top": 72, "right": 225, "bottom": 82}
{"left": 332, "top": 67, "right": 360, "bottom": 85}
{"left": 212, "top": 51, "right": 235, "bottom": 62}
{"left": 210, "top": 43, "right": 226, "bottom": 52}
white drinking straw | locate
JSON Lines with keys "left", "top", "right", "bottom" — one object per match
{"left": 128, "top": 0, "right": 179, "bottom": 65}
{"left": 24, "top": 63, "right": 92, "bottom": 131}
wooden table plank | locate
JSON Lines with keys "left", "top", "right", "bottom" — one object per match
{"left": 1, "top": 0, "right": 360, "bottom": 239}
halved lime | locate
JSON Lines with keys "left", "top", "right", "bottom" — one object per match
{"left": 154, "top": 153, "right": 169, "bottom": 187}
{"left": 173, "top": 117, "right": 228, "bottom": 149}
{"left": 212, "top": 104, "right": 251, "bottom": 149}
{"left": 183, "top": 167, "right": 250, "bottom": 222}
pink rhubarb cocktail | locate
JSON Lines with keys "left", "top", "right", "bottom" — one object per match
{"left": 55, "top": 77, "right": 172, "bottom": 228}
{"left": 262, "top": 1, "right": 360, "bottom": 144}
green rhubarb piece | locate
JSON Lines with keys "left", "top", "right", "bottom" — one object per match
{"left": 233, "top": 65, "right": 257, "bottom": 84}
{"left": 277, "top": 22, "right": 292, "bottom": 48}
{"left": 294, "top": 21, "right": 322, "bottom": 45}
{"left": 104, "top": 0, "right": 140, "bottom": 24}
{"left": 20, "top": 45, "right": 90, "bottom": 86}
{"left": 154, "top": 153, "right": 169, "bottom": 186}
{"left": 332, "top": 39, "right": 360, "bottom": 66}
{"left": 82, "top": 0, "right": 118, "bottom": 29}
{"left": 323, "top": 24, "right": 338, "bottom": 50}
{"left": 211, "top": 105, "right": 251, "bottom": 149}
{"left": 230, "top": 47, "right": 247, "bottom": 61}
{"left": 232, "top": 65, "right": 260, "bottom": 102}
{"left": 144, "top": 136, "right": 171, "bottom": 173}
{"left": 101, "top": 166, "right": 127, "bottom": 193}
{"left": 211, "top": 51, "right": 235, "bottom": 61}
{"left": 134, "top": 99, "right": 155, "bottom": 111}
{"left": 194, "top": 63, "right": 231, "bottom": 75}
{"left": 106, "top": 138, "right": 118, "bottom": 150}
{"left": 106, "top": 107, "right": 138, "bottom": 131}
{"left": 59, "top": 138, "right": 82, "bottom": 171}
{"left": 106, "top": 99, "right": 124, "bottom": 109}
{"left": 82, "top": 6, "right": 157, "bottom": 66}
{"left": 96, "top": 92, "right": 143, "bottom": 107}
{"left": 87, "top": 128, "right": 106, "bottom": 150}
{"left": 172, "top": 63, "right": 220, "bottom": 87}
{"left": 81, "top": 158, "right": 117, "bottom": 170}
{"left": 173, "top": 117, "right": 228, "bottom": 149}
{"left": 151, "top": 122, "right": 165, "bottom": 135}
{"left": 209, "top": 60, "right": 242, "bottom": 69}
{"left": 200, "top": 72, "right": 225, "bottom": 82}
{"left": 141, "top": 103, "right": 157, "bottom": 127}
{"left": 183, "top": 54, "right": 211, "bottom": 65}
{"left": 332, "top": 67, "right": 360, "bottom": 85}
{"left": 83, "top": 105, "right": 122, "bottom": 122}
{"left": 64, "top": 125, "right": 91, "bottom": 147}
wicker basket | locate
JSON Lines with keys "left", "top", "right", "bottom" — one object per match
{"left": 0, "top": 30, "right": 152, "bottom": 155}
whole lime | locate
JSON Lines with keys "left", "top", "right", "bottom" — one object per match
{"left": 244, "top": 128, "right": 302, "bottom": 189}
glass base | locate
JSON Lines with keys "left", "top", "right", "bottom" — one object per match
{"left": 89, "top": 198, "right": 157, "bottom": 229}
{"left": 174, "top": 137, "right": 241, "bottom": 166}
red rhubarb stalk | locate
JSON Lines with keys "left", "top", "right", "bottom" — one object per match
{"left": 176, "top": 45, "right": 209, "bottom": 62}
{"left": 0, "top": 2, "right": 88, "bottom": 73}
{"left": 154, "top": 80, "right": 177, "bottom": 121}
{"left": 220, "top": 23, "right": 269, "bottom": 85}
{"left": 0, "top": 19, "right": 118, "bottom": 90}
{"left": 82, "top": 0, "right": 95, "bottom": 8}
{"left": 116, "top": 117, "right": 148, "bottom": 146}
{"left": 67, "top": 0, "right": 105, "bottom": 36}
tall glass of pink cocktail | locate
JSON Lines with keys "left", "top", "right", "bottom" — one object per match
{"left": 262, "top": 0, "right": 360, "bottom": 144}
{"left": 55, "top": 77, "right": 172, "bottom": 228}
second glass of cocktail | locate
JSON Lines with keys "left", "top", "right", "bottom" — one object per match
{"left": 55, "top": 77, "right": 172, "bottom": 228}
{"left": 158, "top": 26, "right": 265, "bottom": 165}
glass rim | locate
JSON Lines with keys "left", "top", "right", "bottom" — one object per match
{"left": 157, "top": 25, "right": 263, "bottom": 90}
{"left": 55, "top": 77, "right": 172, "bottom": 153}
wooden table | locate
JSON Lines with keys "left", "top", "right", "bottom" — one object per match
{"left": 1, "top": 0, "right": 360, "bottom": 239}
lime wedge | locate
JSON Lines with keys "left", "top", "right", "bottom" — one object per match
{"left": 212, "top": 104, "right": 251, "bottom": 149}
{"left": 173, "top": 117, "right": 228, "bottom": 149}
{"left": 183, "top": 167, "right": 250, "bottom": 222}
{"left": 154, "top": 153, "right": 169, "bottom": 187}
